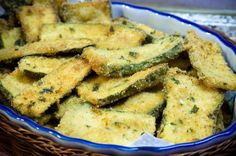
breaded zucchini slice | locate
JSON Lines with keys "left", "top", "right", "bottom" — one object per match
{"left": 82, "top": 35, "right": 184, "bottom": 77}
{"left": 113, "top": 17, "right": 165, "bottom": 38}
{"left": 12, "top": 58, "right": 91, "bottom": 118}
{"left": 0, "top": 39, "right": 93, "bottom": 62}
{"left": 0, "top": 28, "right": 24, "bottom": 48}
{"left": 0, "top": 69, "right": 35, "bottom": 100}
{"left": 59, "top": 0, "right": 112, "bottom": 24}
{"left": 40, "top": 23, "right": 146, "bottom": 49}
{"left": 112, "top": 90, "right": 165, "bottom": 117}
{"left": 77, "top": 64, "right": 168, "bottom": 107}
{"left": 158, "top": 68, "right": 224, "bottom": 143}
{"left": 18, "top": 56, "right": 69, "bottom": 78}
{"left": 18, "top": 4, "right": 58, "bottom": 42}
{"left": 186, "top": 30, "right": 236, "bottom": 90}
{"left": 56, "top": 101, "right": 156, "bottom": 145}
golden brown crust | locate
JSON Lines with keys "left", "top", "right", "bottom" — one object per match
{"left": 18, "top": 4, "right": 58, "bottom": 42}
{"left": 77, "top": 64, "right": 168, "bottom": 106}
{"left": 0, "top": 68, "right": 36, "bottom": 99}
{"left": 12, "top": 58, "right": 91, "bottom": 118}
{"left": 56, "top": 101, "right": 156, "bottom": 145}
{"left": 40, "top": 23, "right": 146, "bottom": 49}
{"left": 186, "top": 30, "right": 236, "bottom": 90}
{"left": 158, "top": 68, "right": 224, "bottom": 143}
{"left": 18, "top": 56, "right": 69, "bottom": 76}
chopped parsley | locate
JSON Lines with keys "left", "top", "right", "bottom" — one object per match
{"left": 171, "top": 77, "right": 180, "bottom": 84}
{"left": 40, "top": 86, "right": 54, "bottom": 94}
{"left": 129, "top": 51, "right": 138, "bottom": 58}
{"left": 92, "top": 83, "right": 100, "bottom": 91}
{"left": 190, "top": 105, "right": 199, "bottom": 114}
{"left": 69, "top": 27, "right": 75, "bottom": 32}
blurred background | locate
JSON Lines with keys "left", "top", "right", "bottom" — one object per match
{"left": 113, "top": 0, "right": 236, "bottom": 41}
{"left": 0, "top": 0, "right": 236, "bottom": 40}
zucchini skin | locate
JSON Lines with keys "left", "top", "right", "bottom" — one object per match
{"left": 77, "top": 64, "right": 168, "bottom": 107}
{"left": 0, "top": 39, "right": 94, "bottom": 62}
{"left": 82, "top": 35, "right": 184, "bottom": 77}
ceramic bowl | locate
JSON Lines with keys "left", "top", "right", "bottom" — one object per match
{"left": 0, "top": 2, "right": 236, "bottom": 155}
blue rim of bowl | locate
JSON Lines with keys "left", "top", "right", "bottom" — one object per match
{"left": 0, "top": 1, "right": 236, "bottom": 154}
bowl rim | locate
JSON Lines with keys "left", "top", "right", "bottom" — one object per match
{"left": 0, "top": 1, "right": 236, "bottom": 154}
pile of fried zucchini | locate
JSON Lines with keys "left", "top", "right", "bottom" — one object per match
{"left": 0, "top": 0, "right": 235, "bottom": 145}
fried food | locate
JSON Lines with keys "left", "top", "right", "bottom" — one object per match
{"left": 12, "top": 58, "right": 91, "bottom": 118}
{"left": 0, "top": 39, "right": 93, "bottom": 62}
{"left": 158, "top": 68, "right": 224, "bottom": 143}
{"left": 82, "top": 35, "right": 184, "bottom": 77}
{"left": 186, "top": 30, "right": 236, "bottom": 90}
{"left": 77, "top": 64, "right": 168, "bottom": 106}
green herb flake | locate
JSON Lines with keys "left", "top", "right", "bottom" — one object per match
{"left": 69, "top": 27, "right": 75, "bottom": 32}
{"left": 122, "top": 20, "right": 127, "bottom": 25}
{"left": 119, "top": 56, "right": 125, "bottom": 60}
{"left": 28, "top": 101, "right": 35, "bottom": 108}
{"left": 129, "top": 51, "right": 138, "bottom": 58}
{"left": 114, "top": 121, "right": 122, "bottom": 127}
{"left": 170, "top": 122, "right": 176, "bottom": 126}
{"left": 27, "top": 9, "right": 32, "bottom": 15}
{"left": 208, "top": 113, "right": 215, "bottom": 120}
{"left": 40, "top": 86, "right": 54, "bottom": 94}
{"left": 38, "top": 96, "right": 46, "bottom": 102}
{"left": 109, "top": 26, "right": 114, "bottom": 32}
{"left": 187, "top": 128, "right": 193, "bottom": 133}
{"left": 171, "top": 77, "right": 180, "bottom": 84}
{"left": 188, "top": 96, "right": 195, "bottom": 102}
{"left": 179, "top": 119, "right": 183, "bottom": 124}
{"left": 190, "top": 105, "right": 199, "bottom": 114}
{"left": 92, "top": 83, "right": 100, "bottom": 91}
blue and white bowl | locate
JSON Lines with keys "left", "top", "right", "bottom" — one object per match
{"left": 0, "top": 2, "right": 236, "bottom": 155}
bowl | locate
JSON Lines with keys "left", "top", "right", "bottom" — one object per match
{"left": 0, "top": 2, "right": 236, "bottom": 155}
